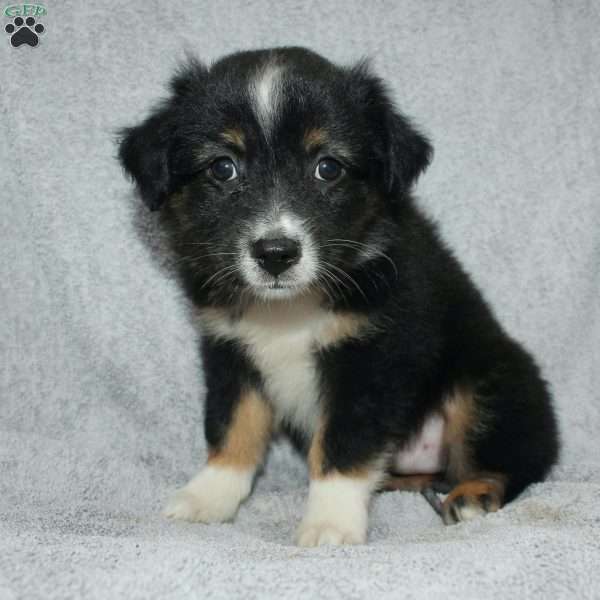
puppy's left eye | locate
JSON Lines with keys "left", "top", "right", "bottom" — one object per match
{"left": 209, "top": 157, "right": 238, "bottom": 182}
{"left": 315, "top": 158, "right": 343, "bottom": 182}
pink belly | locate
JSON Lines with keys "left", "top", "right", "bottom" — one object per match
{"left": 392, "top": 413, "right": 445, "bottom": 474}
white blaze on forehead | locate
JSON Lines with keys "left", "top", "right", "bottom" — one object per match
{"left": 250, "top": 62, "right": 284, "bottom": 134}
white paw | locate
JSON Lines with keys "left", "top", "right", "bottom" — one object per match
{"left": 296, "top": 520, "right": 366, "bottom": 547}
{"left": 453, "top": 503, "right": 487, "bottom": 522}
{"left": 163, "top": 465, "right": 253, "bottom": 524}
{"left": 163, "top": 487, "right": 238, "bottom": 523}
{"left": 442, "top": 500, "right": 488, "bottom": 525}
{"left": 296, "top": 475, "right": 372, "bottom": 547}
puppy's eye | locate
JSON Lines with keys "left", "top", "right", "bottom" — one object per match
{"left": 315, "top": 158, "right": 343, "bottom": 182}
{"left": 209, "top": 157, "right": 238, "bottom": 182}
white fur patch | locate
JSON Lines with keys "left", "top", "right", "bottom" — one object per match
{"left": 163, "top": 465, "right": 253, "bottom": 523}
{"left": 453, "top": 503, "right": 486, "bottom": 523}
{"left": 200, "top": 298, "right": 351, "bottom": 437}
{"left": 393, "top": 412, "right": 445, "bottom": 474}
{"left": 250, "top": 63, "right": 283, "bottom": 135}
{"left": 296, "top": 475, "right": 376, "bottom": 546}
{"left": 239, "top": 212, "right": 318, "bottom": 300}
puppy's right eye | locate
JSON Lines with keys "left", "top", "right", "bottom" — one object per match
{"left": 209, "top": 157, "right": 238, "bottom": 182}
{"left": 315, "top": 158, "right": 343, "bottom": 182}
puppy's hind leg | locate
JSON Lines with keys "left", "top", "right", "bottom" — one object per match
{"left": 441, "top": 475, "right": 506, "bottom": 525}
{"left": 382, "top": 473, "right": 451, "bottom": 518}
{"left": 441, "top": 347, "right": 558, "bottom": 525}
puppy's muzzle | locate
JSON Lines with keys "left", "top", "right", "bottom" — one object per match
{"left": 251, "top": 237, "right": 301, "bottom": 277}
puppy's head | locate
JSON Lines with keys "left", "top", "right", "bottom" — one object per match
{"left": 119, "top": 47, "right": 432, "bottom": 305}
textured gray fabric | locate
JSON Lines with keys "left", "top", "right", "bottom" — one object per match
{"left": 2, "top": 1, "right": 599, "bottom": 598}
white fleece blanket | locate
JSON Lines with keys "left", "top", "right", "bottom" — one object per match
{"left": 2, "top": 1, "right": 599, "bottom": 598}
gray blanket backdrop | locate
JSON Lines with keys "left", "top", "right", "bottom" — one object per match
{"left": 2, "top": 1, "right": 599, "bottom": 598}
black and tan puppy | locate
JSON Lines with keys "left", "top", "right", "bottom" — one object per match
{"left": 119, "top": 47, "right": 559, "bottom": 546}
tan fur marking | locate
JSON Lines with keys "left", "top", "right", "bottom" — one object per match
{"left": 443, "top": 384, "right": 477, "bottom": 482}
{"left": 382, "top": 473, "right": 439, "bottom": 492}
{"left": 445, "top": 477, "right": 505, "bottom": 508}
{"left": 315, "top": 312, "right": 370, "bottom": 349}
{"left": 442, "top": 475, "right": 506, "bottom": 525}
{"left": 208, "top": 389, "right": 272, "bottom": 469}
{"left": 221, "top": 128, "right": 246, "bottom": 151}
{"left": 304, "top": 128, "right": 328, "bottom": 151}
{"left": 308, "top": 419, "right": 326, "bottom": 479}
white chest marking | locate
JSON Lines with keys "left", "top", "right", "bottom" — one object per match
{"left": 200, "top": 300, "right": 363, "bottom": 437}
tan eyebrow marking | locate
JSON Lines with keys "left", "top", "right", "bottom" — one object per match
{"left": 304, "top": 128, "right": 329, "bottom": 152}
{"left": 220, "top": 128, "right": 246, "bottom": 151}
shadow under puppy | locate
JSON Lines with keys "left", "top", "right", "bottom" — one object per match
{"left": 118, "top": 47, "right": 559, "bottom": 546}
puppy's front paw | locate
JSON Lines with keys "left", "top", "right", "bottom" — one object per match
{"left": 163, "top": 465, "right": 253, "bottom": 524}
{"left": 296, "top": 519, "right": 366, "bottom": 547}
{"left": 163, "top": 487, "right": 238, "bottom": 523}
{"left": 296, "top": 476, "right": 371, "bottom": 547}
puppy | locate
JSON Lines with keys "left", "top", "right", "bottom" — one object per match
{"left": 119, "top": 47, "right": 559, "bottom": 546}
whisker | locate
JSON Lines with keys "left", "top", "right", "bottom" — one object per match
{"left": 317, "top": 263, "right": 350, "bottom": 303}
{"left": 318, "top": 269, "right": 343, "bottom": 300}
{"left": 179, "top": 242, "right": 214, "bottom": 246}
{"left": 322, "top": 239, "right": 398, "bottom": 279}
{"left": 174, "top": 252, "right": 238, "bottom": 266}
{"left": 320, "top": 260, "right": 369, "bottom": 303}
{"left": 212, "top": 266, "right": 241, "bottom": 288}
{"left": 322, "top": 268, "right": 347, "bottom": 296}
{"left": 314, "top": 275, "right": 335, "bottom": 305}
{"left": 316, "top": 270, "right": 341, "bottom": 305}
{"left": 199, "top": 265, "right": 239, "bottom": 290}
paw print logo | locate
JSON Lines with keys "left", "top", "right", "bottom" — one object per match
{"left": 5, "top": 16, "right": 45, "bottom": 47}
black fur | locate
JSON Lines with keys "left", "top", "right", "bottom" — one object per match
{"left": 119, "top": 47, "right": 558, "bottom": 510}
{"left": 201, "top": 336, "right": 262, "bottom": 451}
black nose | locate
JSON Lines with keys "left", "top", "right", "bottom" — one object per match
{"left": 251, "top": 237, "right": 301, "bottom": 277}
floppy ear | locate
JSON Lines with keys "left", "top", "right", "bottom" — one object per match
{"left": 383, "top": 110, "right": 433, "bottom": 194}
{"left": 348, "top": 61, "right": 433, "bottom": 195}
{"left": 118, "top": 58, "right": 208, "bottom": 211}
{"left": 118, "top": 107, "right": 173, "bottom": 211}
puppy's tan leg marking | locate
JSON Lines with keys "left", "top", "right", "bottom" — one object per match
{"left": 297, "top": 420, "right": 379, "bottom": 547}
{"left": 442, "top": 475, "right": 506, "bottom": 525}
{"left": 439, "top": 385, "right": 507, "bottom": 524}
{"left": 208, "top": 389, "right": 273, "bottom": 469}
{"left": 443, "top": 384, "right": 478, "bottom": 482}
{"left": 383, "top": 473, "right": 440, "bottom": 492}
{"left": 307, "top": 419, "right": 326, "bottom": 479}
{"left": 164, "top": 390, "right": 272, "bottom": 524}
